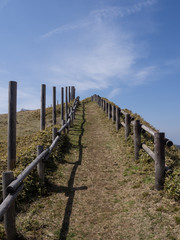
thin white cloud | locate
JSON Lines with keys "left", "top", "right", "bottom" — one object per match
{"left": 108, "top": 88, "right": 122, "bottom": 99}
{"left": 41, "top": 0, "right": 158, "bottom": 94}
{"left": 91, "top": 0, "right": 157, "bottom": 20}
{"left": 42, "top": 0, "right": 157, "bottom": 39}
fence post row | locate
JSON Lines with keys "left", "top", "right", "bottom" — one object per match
{"left": 1, "top": 83, "right": 79, "bottom": 240}
{"left": 92, "top": 94, "right": 171, "bottom": 191}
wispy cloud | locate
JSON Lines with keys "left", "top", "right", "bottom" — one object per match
{"left": 42, "top": 0, "right": 157, "bottom": 94}
{"left": 108, "top": 88, "right": 122, "bottom": 99}
{"left": 42, "top": 0, "right": 157, "bottom": 39}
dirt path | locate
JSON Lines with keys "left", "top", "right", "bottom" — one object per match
{"left": 17, "top": 102, "right": 180, "bottom": 240}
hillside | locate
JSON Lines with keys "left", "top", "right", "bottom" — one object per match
{"left": 0, "top": 100, "right": 180, "bottom": 239}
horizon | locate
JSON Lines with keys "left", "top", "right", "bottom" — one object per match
{"left": 0, "top": 0, "right": 180, "bottom": 144}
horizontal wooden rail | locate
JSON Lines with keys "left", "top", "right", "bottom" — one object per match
{"left": 141, "top": 143, "right": 155, "bottom": 160}
{"left": 7, "top": 149, "right": 49, "bottom": 194}
{"left": 0, "top": 183, "right": 24, "bottom": 220}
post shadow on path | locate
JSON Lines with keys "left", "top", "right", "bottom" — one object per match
{"left": 59, "top": 103, "right": 87, "bottom": 240}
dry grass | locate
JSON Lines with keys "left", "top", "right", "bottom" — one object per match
{"left": 9, "top": 102, "right": 180, "bottom": 240}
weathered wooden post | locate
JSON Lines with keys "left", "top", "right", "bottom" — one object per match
{"left": 3, "top": 171, "right": 16, "bottom": 240}
{"left": 116, "top": 107, "right": 120, "bottom": 131}
{"left": 40, "top": 84, "right": 46, "bottom": 131}
{"left": 65, "top": 87, "right": 68, "bottom": 123}
{"left": 61, "top": 87, "right": 64, "bottom": 126}
{"left": 106, "top": 102, "right": 108, "bottom": 115}
{"left": 108, "top": 103, "right": 111, "bottom": 119}
{"left": 71, "top": 86, "right": 75, "bottom": 101}
{"left": 8, "top": 81, "right": 17, "bottom": 171}
{"left": 52, "top": 86, "right": 56, "bottom": 125}
{"left": 112, "top": 105, "right": 116, "bottom": 123}
{"left": 103, "top": 100, "right": 105, "bottom": 111}
{"left": 134, "top": 120, "right": 141, "bottom": 160}
{"left": 70, "top": 107, "right": 73, "bottom": 127}
{"left": 68, "top": 86, "right": 71, "bottom": 103}
{"left": 73, "top": 86, "right": 76, "bottom": 100}
{"left": 125, "top": 113, "right": 131, "bottom": 140}
{"left": 52, "top": 128, "right": 57, "bottom": 141}
{"left": 154, "top": 132, "right": 165, "bottom": 190}
{"left": 37, "top": 145, "right": 44, "bottom": 183}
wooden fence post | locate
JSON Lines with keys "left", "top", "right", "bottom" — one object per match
{"left": 108, "top": 103, "right": 111, "bottom": 119}
{"left": 106, "top": 102, "right": 108, "bottom": 115}
{"left": 116, "top": 107, "right": 120, "bottom": 131}
{"left": 52, "top": 86, "right": 56, "bottom": 125}
{"left": 68, "top": 86, "right": 71, "bottom": 103}
{"left": 52, "top": 128, "right": 57, "bottom": 141}
{"left": 112, "top": 105, "right": 116, "bottom": 123}
{"left": 103, "top": 100, "right": 105, "bottom": 112}
{"left": 61, "top": 87, "right": 65, "bottom": 126}
{"left": 134, "top": 120, "right": 141, "bottom": 160}
{"left": 8, "top": 81, "right": 17, "bottom": 171}
{"left": 70, "top": 107, "right": 73, "bottom": 127}
{"left": 3, "top": 171, "right": 16, "bottom": 240}
{"left": 37, "top": 145, "right": 44, "bottom": 183}
{"left": 71, "top": 86, "right": 75, "bottom": 101}
{"left": 125, "top": 113, "right": 131, "bottom": 140}
{"left": 40, "top": 84, "right": 46, "bottom": 131}
{"left": 65, "top": 87, "right": 68, "bottom": 123}
{"left": 154, "top": 132, "right": 165, "bottom": 190}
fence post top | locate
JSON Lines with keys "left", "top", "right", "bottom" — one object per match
{"left": 154, "top": 132, "right": 165, "bottom": 137}
{"left": 9, "top": 81, "right": 17, "bottom": 85}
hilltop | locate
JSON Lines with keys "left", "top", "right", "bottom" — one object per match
{"left": 0, "top": 99, "right": 180, "bottom": 239}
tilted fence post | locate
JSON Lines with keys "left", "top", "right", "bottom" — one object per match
{"left": 3, "top": 171, "right": 16, "bottom": 240}
{"left": 8, "top": 81, "right": 17, "bottom": 171}
{"left": 125, "top": 113, "right": 131, "bottom": 140}
{"left": 53, "top": 86, "right": 56, "bottom": 125}
{"left": 116, "top": 107, "right": 120, "bottom": 131}
{"left": 134, "top": 120, "right": 141, "bottom": 160}
{"left": 37, "top": 145, "right": 44, "bottom": 183}
{"left": 40, "top": 84, "right": 46, "bottom": 131}
{"left": 154, "top": 132, "right": 165, "bottom": 190}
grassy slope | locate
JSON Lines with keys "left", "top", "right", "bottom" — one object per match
{"left": 0, "top": 99, "right": 179, "bottom": 239}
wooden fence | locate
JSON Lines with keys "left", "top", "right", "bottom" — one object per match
{"left": 0, "top": 81, "right": 79, "bottom": 240}
{"left": 91, "top": 94, "right": 173, "bottom": 191}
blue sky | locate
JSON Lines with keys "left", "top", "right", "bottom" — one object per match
{"left": 0, "top": 0, "right": 180, "bottom": 144}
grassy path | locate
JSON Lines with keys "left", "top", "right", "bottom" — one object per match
{"left": 16, "top": 102, "right": 180, "bottom": 240}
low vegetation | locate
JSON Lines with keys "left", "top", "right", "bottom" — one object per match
{"left": 0, "top": 98, "right": 179, "bottom": 239}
